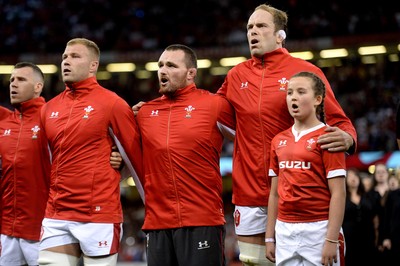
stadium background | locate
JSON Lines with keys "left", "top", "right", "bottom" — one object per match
{"left": 0, "top": 0, "right": 399, "bottom": 265}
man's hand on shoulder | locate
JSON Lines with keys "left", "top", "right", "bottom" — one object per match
{"left": 132, "top": 101, "right": 146, "bottom": 117}
{"left": 317, "top": 126, "right": 354, "bottom": 153}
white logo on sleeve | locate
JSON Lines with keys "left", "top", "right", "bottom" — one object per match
{"left": 50, "top": 112, "right": 59, "bottom": 118}
{"left": 3, "top": 129, "right": 11, "bottom": 136}
{"left": 279, "top": 140, "right": 287, "bottom": 146}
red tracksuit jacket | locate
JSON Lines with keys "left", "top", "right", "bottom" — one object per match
{"left": 137, "top": 84, "right": 235, "bottom": 230}
{"left": 40, "top": 77, "right": 142, "bottom": 223}
{"left": 217, "top": 48, "right": 357, "bottom": 207}
{"left": 0, "top": 97, "right": 50, "bottom": 241}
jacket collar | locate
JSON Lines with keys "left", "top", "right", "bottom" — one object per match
{"left": 65, "top": 76, "right": 99, "bottom": 95}
{"left": 251, "top": 48, "right": 289, "bottom": 68}
{"left": 160, "top": 83, "right": 197, "bottom": 100}
{"left": 14, "top": 97, "right": 46, "bottom": 117}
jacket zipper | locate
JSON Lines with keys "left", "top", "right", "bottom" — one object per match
{"left": 53, "top": 91, "right": 76, "bottom": 212}
{"left": 166, "top": 103, "right": 182, "bottom": 226}
{"left": 258, "top": 57, "right": 268, "bottom": 180}
{"left": 11, "top": 112, "right": 24, "bottom": 234}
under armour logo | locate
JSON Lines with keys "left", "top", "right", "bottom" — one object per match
{"left": 279, "top": 140, "right": 287, "bottom": 146}
{"left": 198, "top": 241, "right": 210, "bottom": 250}
{"left": 50, "top": 112, "right": 59, "bottom": 118}
{"left": 150, "top": 110, "right": 159, "bottom": 116}
{"left": 98, "top": 241, "right": 108, "bottom": 247}
{"left": 240, "top": 81, "right": 248, "bottom": 89}
{"left": 3, "top": 129, "right": 11, "bottom": 136}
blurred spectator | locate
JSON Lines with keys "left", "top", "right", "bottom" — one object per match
{"left": 388, "top": 172, "right": 400, "bottom": 191}
{"left": 396, "top": 100, "right": 400, "bottom": 149}
{"left": 372, "top": 163, "right": 391, "bottom": 264}
{"left": 381, "top": 168, "right": 400, "bottom": 263}
{"left": 361, "top": 173, "right": 374, "bottom": 193}
{"left": 343, "top": 168, "right": 380, "bottom": 265}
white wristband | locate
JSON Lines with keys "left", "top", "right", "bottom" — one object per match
{"left": 265, "top": 237, "right": 275, "bottom": 243}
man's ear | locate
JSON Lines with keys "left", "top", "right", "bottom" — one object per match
{"left": 276, "top": 30, "right": 286, "bottom": 44}
{"left": 188, "top": 68, "right": 197, "bottom": 80}
{"left": 90, "top": 61, "right": 99, "bottom": 74}
{"left": 34, "top": 82, "right": 44, "bottom": 96}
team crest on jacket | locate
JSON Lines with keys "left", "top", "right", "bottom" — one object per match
{"left": 305, "top": 138, "right": 316, "bottom": 151}
{"left": 83, "top": 106, "right": 94, "bottom": 119}
{"left": 185, "top": 105, "right": 195, "bottom": 118}
{"left": 278, "top": 77, "right": 289, "bottom": 91}
{"left": 31, "top": 125, "right": 40, "bottom": 139}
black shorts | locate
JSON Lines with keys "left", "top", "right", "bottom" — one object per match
{"left": 146, "top": 225, "right": 226, "bottom": 266}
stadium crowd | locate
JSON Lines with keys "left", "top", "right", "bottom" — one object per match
{"left": 0, "top": 0, "right": 399, "bottom": 54}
